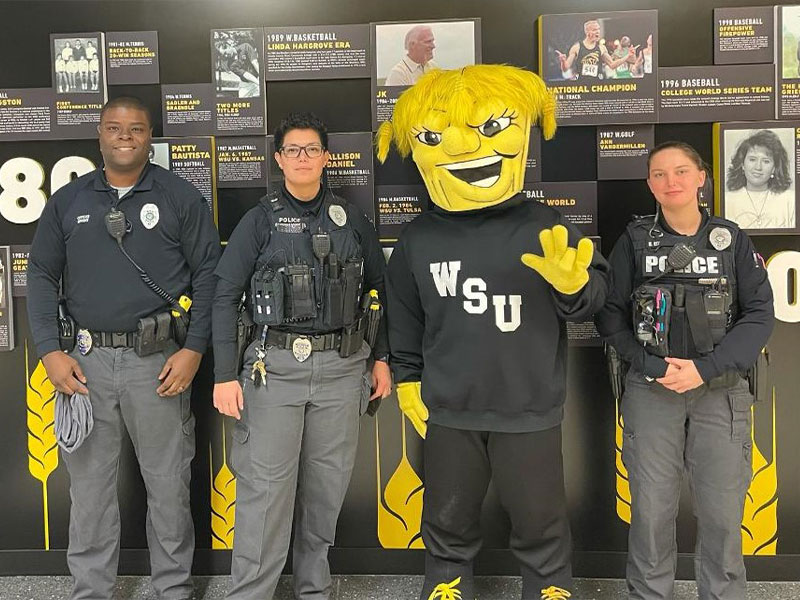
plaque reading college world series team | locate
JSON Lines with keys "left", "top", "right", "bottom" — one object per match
{"left": 713, "top": 121, "right": 800, "bottom": 235}
{"left": 659, "top": 65, "right": 775, "bottom": 124}
{"left": 538, "top": 10, "right": 658, "bottom": 125}
{"left": 106, "top": 31, "right": 160, "bottom": 85}
{"left": 264, "top": 24, "right": 370, "bottom": 80}
{"left": 370, "top": 18, "right": 481, "bottom": 130}
{"left": 713, "top": 6, "right": 774, "bottom": 65}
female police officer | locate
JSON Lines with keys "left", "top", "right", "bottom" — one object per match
{"left": 595, "top": 142, "right": 774, "bottom": 600}
{"left": 212, "top": 113, "right": 391, "bottom": 600}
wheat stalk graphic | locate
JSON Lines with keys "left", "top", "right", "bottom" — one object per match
{"left": 25, "top": 341, "right": 58, "bottom": 550}
{"left": 742, "top": 388, "right": 778, "bottom": 555}
{"left": 210, "top": 420, "right": 237, "bottom": 549}
{"left": 376, "top": 412, "right": 424, "bottom": 549}
{"left": 614, "top": 399, "right": 632, "bottom": 524}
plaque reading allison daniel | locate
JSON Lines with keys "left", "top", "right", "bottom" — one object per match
{"left": 713, "top": 121, "right": 799, "bottom": 235}
{"left": 264, "top": 24, "right": 370, "bottom": 80}
{"left": 597, "top": 124, "right": 653, "bottom": 180}
{"left": 659, "top": 64, "right": 775, "bottom": 123}
{"left": 538, "top": 10, "right": 658, "bottom": 125}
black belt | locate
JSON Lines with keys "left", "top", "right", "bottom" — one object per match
{"left": 266, "top": 329, "right": 341, "bottom": 352}
{"left": 88, "top": 331, "right": 136, "bottom": 348}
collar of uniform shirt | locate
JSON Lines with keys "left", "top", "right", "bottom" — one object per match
{"left": 281, "top": 182, "right": 325, "bottom": 217}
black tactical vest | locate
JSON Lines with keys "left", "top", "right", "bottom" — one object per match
{"left": 250, "top": 189, "right": 364, "bottom": 333}
{"left": 628, "top": 213, "right": 738, "bottom": 359}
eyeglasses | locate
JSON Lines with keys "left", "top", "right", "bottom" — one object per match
{"left": 280, "top": 144, "right": 325, "bottom": 159}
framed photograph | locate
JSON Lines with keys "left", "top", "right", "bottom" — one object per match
{"left": 715, "top": 123, "right": 799, "bottom": 235}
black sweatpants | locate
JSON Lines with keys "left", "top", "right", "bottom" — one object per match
{"left": 420, "top": 424, "right": 573, "bottom": 600}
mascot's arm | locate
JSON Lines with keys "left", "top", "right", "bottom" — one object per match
{"left": 386, "top": 238, "right": 428, "bottom": 438}
{"left": 521, "top": 223, "right": 610, "bottom": 319}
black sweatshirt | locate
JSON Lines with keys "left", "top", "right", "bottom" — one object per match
{"left": 212, "top": 185, "right": 389, "bottom": 382}
{"left": 386, "top": 194, "right": 610, "bottom": 433}
{"left": 594, "top": 211, "right": 774, "bottom": 381}
{"left": 28, "top": 163, "right": 221, "bottom": 356}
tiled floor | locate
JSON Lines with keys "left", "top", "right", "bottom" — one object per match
{"left": 1, "top": 575, "right": 799, "bottom": 599}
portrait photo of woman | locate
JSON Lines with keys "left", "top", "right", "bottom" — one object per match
{"left": 724, "top": 128, "right": 796, "bottom": 232}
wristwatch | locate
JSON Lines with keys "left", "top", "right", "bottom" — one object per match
{"left": 374, "top": 353, "right": 390, "bottom": 363}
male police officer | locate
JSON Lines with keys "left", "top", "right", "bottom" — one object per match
{"left": 28, "top": 96, "right": 221, "bottom": 600}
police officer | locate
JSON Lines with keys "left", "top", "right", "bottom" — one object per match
{"left": 595, "top": 141, "right": 774, "bottom": 600}
{"left": 27, "top": 96, "right": 221, "bottom": 600}
{"left": 212, "top": 112, "right": 392, "bottom": 600}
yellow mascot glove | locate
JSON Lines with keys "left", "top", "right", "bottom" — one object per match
{"left": 521, "top": 225, "right": 594, "bottom": 295}
{"left": 397, "top": 381, "right": 428, "bottom": 439}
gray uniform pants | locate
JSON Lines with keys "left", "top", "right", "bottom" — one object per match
{"left": 621, "top": 370, "right": 753, "bottom": 600}
{"left": 227, "top": 341, "right": 371, "bottom": 600}
{"left": 63, "top": 346, "right": 196, "bottom": 600}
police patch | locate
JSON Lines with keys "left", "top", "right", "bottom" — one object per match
{"left": 328, "top": 204, "right": 347, "bottom": 227}
{"left": 709, "top": 227, "right": 731, "bottom": 251}
{"left": 140, "top": 203, "right": 159, "bottom": 230}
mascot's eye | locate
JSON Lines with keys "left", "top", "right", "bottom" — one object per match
{"left": 416, "top": 130, "right": 442, "bottom": 146}
{"left": 478, "top": 117, "right": 511, "bottom": 137}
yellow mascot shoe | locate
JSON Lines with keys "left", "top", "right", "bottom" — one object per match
{"left": 540, "top": 585, "right": 572, "bottom": 600}
{"left": 428, "top": 576, "right": 462, "bottom": 600}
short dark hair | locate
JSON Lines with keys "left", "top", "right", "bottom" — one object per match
{"left": 274, "top": 112, "right": 328, "bottom": 151}
{"left": 647, "top": 141, "right": 706, "bottom": 173}
{"left": 100, "top": 96, "right": 152, "bottom": 128}
{"left": 726, "top": 129, "right": 792, "bottom": 193}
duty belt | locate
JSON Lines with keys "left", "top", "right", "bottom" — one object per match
{"left": 266, "top": 328, "right": 341, "bottom": 352}
{"left": 87, "top": 331, "right": 136, "bottom": 348}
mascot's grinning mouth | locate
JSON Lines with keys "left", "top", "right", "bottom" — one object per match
{"left": 440, "top": 155, "right": 503, "bottom": 188}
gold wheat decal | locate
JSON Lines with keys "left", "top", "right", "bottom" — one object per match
{"left": 742, "top": 388, "right": 778, "bottom": 555}
{"left": 25, "top": 341, "right": 58, "bottom": 550}
{"left": 376, "top": 413, "right": 424, "bottom": 548}
{"left": 615, "top": 399, "right": 632, "bottom": 524}
{"left": 210, "top": 421, "right": 236, "bottom": 549}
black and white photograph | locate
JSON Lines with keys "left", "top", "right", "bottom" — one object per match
{"left": 212, "top": 28, "right": 263, "bottom": 98}
{"left": 52, "top": 36, "right": 101, "bottom": 93}
{"left": 722, "top": 127, "right": 797, "bottom": 232}
{"left": 374, "top": 20, "right": 476, "bottom": 87}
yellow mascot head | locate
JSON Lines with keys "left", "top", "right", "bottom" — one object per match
{"left": 376, "top": 64, "right": 556, "bottom": 212}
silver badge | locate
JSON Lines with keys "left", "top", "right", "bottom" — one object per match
{"left": 140, "top": 203, "right": 159, "bottom": 230}
{"left": 76, "top": 329, "right": 93, "bottom": 356}
{"left": 292, "top": 337, "right": 312, "bottom": 362}
{"left": 709, "top": 227, "right": 731, "bottom": 251}
{"left": 328, "top": 204, "right": 347, "bottom": 227}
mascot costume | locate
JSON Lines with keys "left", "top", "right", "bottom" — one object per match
{"left": 377, "top": 64, "right": 609, "bottom": 600}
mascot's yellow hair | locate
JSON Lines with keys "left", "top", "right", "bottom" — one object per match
{"left": 376, "top": 64, "right": 556, "bottom": 163}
